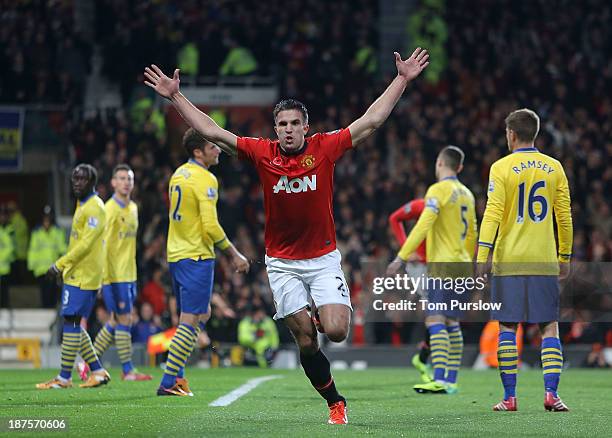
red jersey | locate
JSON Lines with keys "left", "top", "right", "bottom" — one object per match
{"left": 388, "top": 198, "right": 427, "bottom": 263}
{"left": 237, "top": 128, "right": 353, "bottom": 259}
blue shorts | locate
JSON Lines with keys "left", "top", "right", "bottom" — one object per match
{"left": 427, "top": 286, "right": 469, "bottom": 319}
{"left": 60, "top": 285, "right": 97, "bottom": 317}
{"left": 102, "top": 282, "right": 137, "bottom": 315}
{"left": 491, "top": 275, "right": 559, "bottom": 323}
{"left": 169, "top": 258, "right": 215, "bottom": 315}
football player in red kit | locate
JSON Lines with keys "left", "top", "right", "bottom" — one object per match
{"left": 144, "top": 47, "right": 429, "bottom": 424}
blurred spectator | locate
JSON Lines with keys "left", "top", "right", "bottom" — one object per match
{"left": 219, "top": 36, "right": 258, "bottom": 76}
{"left": 140, "top": 264, "right": 168, "bottom": 316}
{"left": 129, "top": 90, "right": 155, "bottom": 132}
{"left": 0, "top": 205, "right": 15, "bottom": 308}
{"left": 4, "top": 52, "right": 30, "bottom": 102}
{"left": 88, "top": 304, "right": 110, "bottom": 339}
{"left": 27, "top": 206, "right": 67, "bottom": 308}
{"left": 7, "top": 201, "right": 28, "bottom": 284}
{"left": 133, "top": 302, "right": 163, "bottom": 344}
{"left": 238, "top": 306, "right": 279, "bottom": 368}
{"left": 583, "top": 344, "right": 610, "bottom": 368}
{"left": 207, "top": 302, "right": 239, "bottom": 344}
{"left": 352, "top": 37, "right": 377, "bottom": 79}
{"left": 176, "top": 37, "right": 199, "bottom": 79}
{"left": 56, "top": 36, "right": 88, "bottom": 92}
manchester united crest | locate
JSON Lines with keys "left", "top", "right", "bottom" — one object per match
{"left": 300, "top": 154, "right": 316, "bottom": 169}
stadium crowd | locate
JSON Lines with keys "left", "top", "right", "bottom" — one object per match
{"left": 1, "top": 0, "right": 610, "bottom": 352}
{"left": 93, "top": 0, "right": 378, "bottom": 105}
{"left": 0, "top": 0, "right": 90, "bottom": 108}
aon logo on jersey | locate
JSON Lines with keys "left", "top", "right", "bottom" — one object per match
{"left": 273, "top": 175, "right": 317, "bottom": 194}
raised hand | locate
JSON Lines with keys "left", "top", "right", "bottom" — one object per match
{"left": 394, "top": 48, "right": 429, "bottom": 82}
{"left": 144, "top": 65, "right": 180, "bottom": 99}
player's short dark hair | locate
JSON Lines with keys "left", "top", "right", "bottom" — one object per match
{"left": 182, "top": 128, "right": 209, "bottom": 158}
{"left": 505, "top": 108, "right": 540, "bottom": 143}
{"left": 74, "top": 163, "right": 98, "bottom": 186}
{"left": 439, "top": 145, "right": 465, "bottom": 171}
{"left": 112, "top": 163, "right": 132, "bottom": 176}
{"left": 273, "top": 99, "right": 308, "bottom": 125}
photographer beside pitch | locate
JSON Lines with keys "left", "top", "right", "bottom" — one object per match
{"left": 144, "top": 47, "right": 429, "bottom": 424}
{"left": 476, "top": 109, "right": 572, "bottom": 412}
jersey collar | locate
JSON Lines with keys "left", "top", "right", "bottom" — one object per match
{"left": 441, "top": 176, "right": 458, "bottom": 181}
{"left": 279, "top": 139, "right": 308, "bottom": 157}
{"left": 188, "top": 158, "right": 208, "bottom": 170}
{"left": 112, "top": 195, "right": 127, "bottom": 209}
{"left": 513, "top": 147, "right": 538, "bottom": 153}
{"left": 79, "top": 191, "right": 96, "bottom": 205}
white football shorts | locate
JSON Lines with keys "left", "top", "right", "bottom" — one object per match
{"left": 265, "top": 249, "right": 352, "bottom": 320}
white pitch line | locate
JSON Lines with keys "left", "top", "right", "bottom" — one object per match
{"left": 208, "top": 375, "right": 283, "bottom": 407}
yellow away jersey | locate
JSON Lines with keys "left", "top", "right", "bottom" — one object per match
{"left": 477, "top": 147, "right": 572, "bottom": 275}
{"left": 104, "top": 196, "right": 138, "bottom": 284}
{"left": 56, "top": 193, "right": 106, "bottom": 290}
{"left": 167, "top": 159, "right": 230, "bottom": 263}
{"left": 399, "top": 177, "right": 477, "bottom": 264}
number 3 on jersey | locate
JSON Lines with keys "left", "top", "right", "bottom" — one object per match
{"left": 517, "top": 180, "right": 548, "bottom": 223}
{"left": 170, "top": 184, "right": 182, "bottom": 221}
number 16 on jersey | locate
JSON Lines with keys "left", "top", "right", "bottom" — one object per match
{"left": 517, "top": 180, "right": 547, "bottom": 224}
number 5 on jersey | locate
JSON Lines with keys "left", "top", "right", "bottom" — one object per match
{"left": 460, "top": 205, "right": 468, "bottom": 240}
{"left": 170, "top": 184, "right": 182, "bottom": 221}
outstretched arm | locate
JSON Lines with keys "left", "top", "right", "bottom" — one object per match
{"left": 348, "top": 48, "right": 429, "bottom": 146}
{"left": 144, "top": 65, "right": 239, "bottom": 156}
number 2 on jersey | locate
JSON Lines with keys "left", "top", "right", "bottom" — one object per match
{"left": 170, "top": 184, "right": 182, "bottom": 221}
{"left": 517, "top": 180, "right": 548, "bottom": 223}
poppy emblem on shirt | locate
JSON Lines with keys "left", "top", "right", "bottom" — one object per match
{"left": 300, "top": 154, "right": 315, "bottom": 169}
{"left": 87, "top": 216, "right": 99, "bottom": 228}
{"left": 425, "top": 197, "right": 440, "bottom": 213}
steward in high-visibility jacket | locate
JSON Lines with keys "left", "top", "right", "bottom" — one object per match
{"left": 27, "top": 206, "right": 67, "bottom": 308}
{"left": 28, "top": 221, "right": 67, "bottom": 277}
{"left": 0, "top": 205, "right": 15, "bottom": 308}
{"left": 238, "top": 308, "right": 279, "bottom": 368}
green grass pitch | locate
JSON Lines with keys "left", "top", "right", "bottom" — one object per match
{"left": 0, "top": 368, "right": 610, "bottom": 437}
